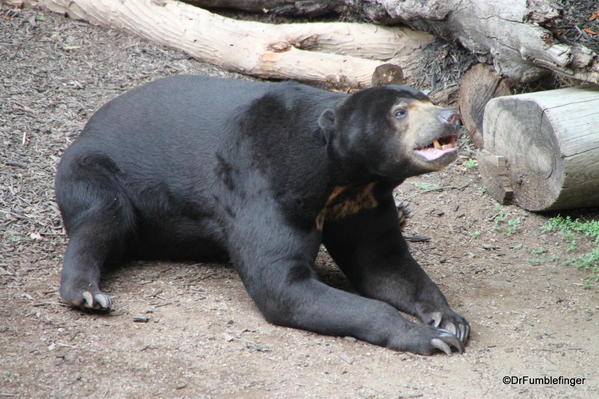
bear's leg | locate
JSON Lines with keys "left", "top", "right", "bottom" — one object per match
{"left": 226, "top": 201, "right": 463, "bottom": 355}
{"left": 59, "top": 226, "right": 116, "bottom": 310}
{"left": 56, "top": 156, "right": 134, "bottom": 310}
{"left": 323, "top": 194, "right": 470, "bottom": 346}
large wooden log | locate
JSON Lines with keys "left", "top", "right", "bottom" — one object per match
{"left": 458, "top": 64, "right": 513, "bottom": 149}
{"left": 479, "top": 87, "right": 599, "bottom": 211}
{"left": 35, "top": 0, "right": 434, "bottom": 89}
{"left": 362, "top": 0, "right": 599, "bottom": 84}
{"left": 183, "top": 0, "right": 343, "bottom": 16}
{"left": 189, "top": 0, "right": 599, "bottom": 85}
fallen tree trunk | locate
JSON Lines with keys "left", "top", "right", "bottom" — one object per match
{"left": 480, "top": 87, "right": 599, "bottom": 211}
{"left": 35, "top": 0, "right": 434, "bottom": 89}
{"left": 190, "top": 0, "right": 599, "bottom": 85}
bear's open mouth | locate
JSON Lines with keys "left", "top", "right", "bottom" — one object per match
{"left": 413, "top": 135, "right": 458, "bottom": 162}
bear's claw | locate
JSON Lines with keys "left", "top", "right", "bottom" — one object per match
{"left": 431, "top": 332, "right": 464, "bottom": 355}
{"left": 70, "top": 290, "right": 112, "bottom": 311}
{"left": 423, "top": 310, "right": 469, "bottom": 344}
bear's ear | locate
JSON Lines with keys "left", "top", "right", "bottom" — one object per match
{"left": 318, "top": 109, "right": 336, "bottom": 144}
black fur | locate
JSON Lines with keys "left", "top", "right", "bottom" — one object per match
{"left": 55, "top": 75, "right": 468, "bottom": 355}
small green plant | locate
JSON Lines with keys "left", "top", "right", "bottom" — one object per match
{"left": 479, "top": 186, "right": 488, "bottom": 194}
{"left": 528, "top": 248, "right": 548, "bottom": 266}
{"left": 463, "top": 159, "right": 478, "bottom": 169}
{"left": 543, "top": 215, "right": 599, "bottom": 287}
{"left": 492, "top": 206, "right": 507, "bottom": 231}
{"left": 504, "top": 217, "right": 521, "bottom": 237}
{"left": 471, "top": 231, "right": 481, "bottom": 239}
{"left": 544, "top": 216, "right": 599, "bottom": 242}
{"left": 560, "top": 230, "right": 577, "bottom": 250}
{"left": 414, "top": 183, "right": 441, "bottom": 191}
{"left": 491, "top": 205, "right": 520, "bottom": 236}
{"left": 571, "top": 247, "right": 599, "bottom": 271}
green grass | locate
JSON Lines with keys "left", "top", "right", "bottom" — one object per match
{"left": 543, "top": 215, "right": 599, "bottom": 287}
{"left": 463, "top": 159, "right": 478, "bottom": 169}
{"left": 492, "top": 205, "right": 507, "bottom": 231}
{"left": 544, "top": 216, "right": 599, "bottom": 241}
{"left": 491, "top": 205, "right": 520, "bottom": 236}
{"left": 504, "top": 217, "right": 521, "bottom": 237}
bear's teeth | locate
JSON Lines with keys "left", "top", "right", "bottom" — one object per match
{"left": 433, "top": 140, "right": 442, "bottom": 150}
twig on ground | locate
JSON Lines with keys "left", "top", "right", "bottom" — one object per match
{"left": 404, "top": 183, "right": 470, "bottom": 200}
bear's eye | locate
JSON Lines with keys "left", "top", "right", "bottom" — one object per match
{"left": 394, "top": 108, "right": 407, "bottom": 119}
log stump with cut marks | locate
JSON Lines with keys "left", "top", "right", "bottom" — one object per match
{"left": 480, "top": 87, "right": 599, "bottom": 211}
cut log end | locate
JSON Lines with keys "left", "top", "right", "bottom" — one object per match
{"left": 458, "top": 64, "right": 512, "bottom": 149}
{"left": 482, "top": 87, "right": 599, "bottom": 211}
{"left": 371, "top": 63, "right": 404, "bottom": 87}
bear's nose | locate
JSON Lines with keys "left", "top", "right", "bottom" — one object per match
{"left": 438, "top": 109, "right": 461, "bottom": 127}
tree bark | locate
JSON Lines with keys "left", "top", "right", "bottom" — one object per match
{"left": 480, "top": 87, "right": 599, "bottom": 211}
{"left": 190, "top": 0, "right": 599, "bottom": 85}
{"left": 36, "top": 0, "right": 434, "bottom": 89}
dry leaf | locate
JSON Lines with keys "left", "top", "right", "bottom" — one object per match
{"left": 30, "top": 232, "right": 43, "bottom": 240}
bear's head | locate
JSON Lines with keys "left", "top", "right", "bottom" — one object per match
{"left": 318, "top": 86, "right": 461, "bottom": 182}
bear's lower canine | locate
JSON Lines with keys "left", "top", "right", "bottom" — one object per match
{"left": 55, "top": 75, "right": 468, "bottom": 355}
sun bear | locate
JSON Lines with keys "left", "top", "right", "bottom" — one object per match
{"left": 55, "top": 75, "right": 468, "bottom": 355}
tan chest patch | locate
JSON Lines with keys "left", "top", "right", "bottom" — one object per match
{"left": 315, "top": 183, "right": 378, "bottom": 230}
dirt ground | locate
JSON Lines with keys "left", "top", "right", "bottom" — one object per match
{"left": 1, "top": 6, "right": 598, "bottom": 399}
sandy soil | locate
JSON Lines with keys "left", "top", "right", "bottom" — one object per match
{"left": 1, "top": 6, "right": 598, "bottom": 399}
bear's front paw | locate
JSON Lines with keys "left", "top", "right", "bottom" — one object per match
{"left": 388, "top": 323, "right": 464, "bottom": 355}
{"left": 60, "top": 282, "right": 112, "bottom": 311}
{"left": 421, "top": 309, "right": 469, "bottom": 344}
